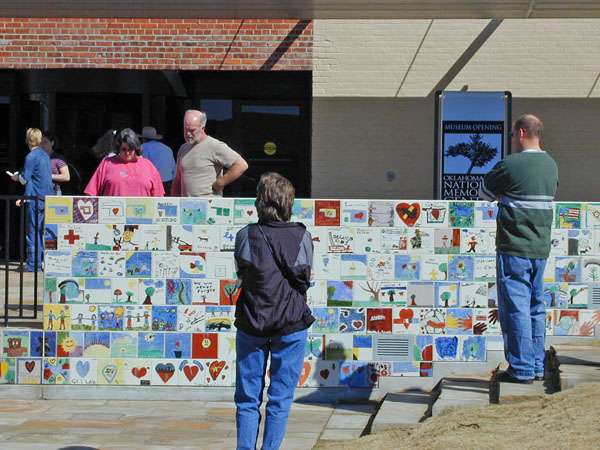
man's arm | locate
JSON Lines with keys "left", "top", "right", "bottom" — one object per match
{"left": 212, "top": 156, "right": 249, "bottom": 193}
{"left": 479, "top": 161, "right": 505, "bottom": 202}
{"left": 171, "top": 161, "right": 182, "bottom": 196}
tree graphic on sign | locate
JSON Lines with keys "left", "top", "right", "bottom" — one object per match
{"left": 446, "top": 133, "right": 498, "bottom": 175}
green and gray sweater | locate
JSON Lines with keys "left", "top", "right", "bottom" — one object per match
{"left": 479, "top": 150, "right": 559, "bottom": 259}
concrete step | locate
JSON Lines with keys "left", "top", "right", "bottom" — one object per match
{"left": 431, "top": 377, "right": 490, "bottom": 416}
{"left": 370, "top": 390, "right": 431, "bottom": 432}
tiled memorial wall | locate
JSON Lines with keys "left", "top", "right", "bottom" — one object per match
{"left": 1, "top": 197, "right": 599, "bottom": 386}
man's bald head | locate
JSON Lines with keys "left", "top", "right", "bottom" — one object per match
{"left": 183, "top": 110, "right": 207, "bottom": 144}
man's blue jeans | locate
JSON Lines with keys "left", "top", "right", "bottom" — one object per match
{"left": 235, "top": 328, "right": 307, "bottom": 450}
{"left": 496, "top": 253, "right": 547, "bottom": 379}
{"left": 25, "top": 201, "right": 44, "bottom": 272}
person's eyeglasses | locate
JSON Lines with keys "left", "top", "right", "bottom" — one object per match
{"left": 119, "top": 146, "right": 135, "bottom": 153}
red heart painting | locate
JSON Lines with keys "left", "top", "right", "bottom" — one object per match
{"left": 155, "top": 363, "right": 175, "bottom": 383}
{"left": 112, "top": 208, "right": 120, "bottom": 216}
{"left": 399, "top": 309, "right": 414, "bottom": 329}
{"left": 184, "top": 365, "right": 199, "bottom": 382}
{"left": 352, "top": 321, "right": 363, "bottom": 330}
{"left": 208, "top": 360, "right": 226, "bottom": 381}
{"left": 132, "top": 367, "right": 147, "bottom": 378}
{"left": 354, "top": 212, "right": 364, "bottom": 220}
{"left": 319, "top": 369, "right": 330, "bottom": 380}
{"left": 395, "top": 203, "right": 421, "bottom": 227}
{"left": 25, "top": 361, "right": 36, "bottom": 373}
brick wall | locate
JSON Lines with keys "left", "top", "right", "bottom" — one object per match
{"left": 0, "top": 18, "right": 312, "bottom": 70}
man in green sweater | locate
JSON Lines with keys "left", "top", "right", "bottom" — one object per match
{"left": 479, "top": 114, "right": 559, "bottom": 383}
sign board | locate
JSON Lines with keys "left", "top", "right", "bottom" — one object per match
{"left": 434, "top": 91, "right": 511, "bottom": 200}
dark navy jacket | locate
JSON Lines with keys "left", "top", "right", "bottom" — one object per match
{"left": 234, "top": 221, "right": 314, "bottom": 337}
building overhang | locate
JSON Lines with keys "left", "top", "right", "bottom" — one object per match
{"left": 2, "top": 0, "right": 599, "bottom": 20}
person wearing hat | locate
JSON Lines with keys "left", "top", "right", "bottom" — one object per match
{"left": 140, "top": 126, "right": 176, "bottom": 195}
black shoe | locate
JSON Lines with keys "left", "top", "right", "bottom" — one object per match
{"left": 495, "top": 370, "right": 533, "bottom": 384}
{"left": 534, "top": 375, "right": 544, "bottom": 381}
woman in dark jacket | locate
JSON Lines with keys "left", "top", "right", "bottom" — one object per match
{"left": 234, "top": 172, "right": 314, "bottom": 450}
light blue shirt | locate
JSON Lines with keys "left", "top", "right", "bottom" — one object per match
{"left": 141, "top": 140, "right": 176, "bottom": 182}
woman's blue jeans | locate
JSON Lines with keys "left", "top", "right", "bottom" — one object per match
{"left": 235, "top": 328, "right": 307, "bottom": 450}
{"left": 496, "top": 253, "right": 547, "bottom": 379}
{"left": 25, "top": 201, "right": 44, "bottom": 271}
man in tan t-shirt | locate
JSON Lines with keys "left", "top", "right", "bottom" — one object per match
{"left": 171, "top": 110, "right": 248, "bottom": 197}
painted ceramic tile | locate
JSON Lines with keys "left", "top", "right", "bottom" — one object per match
{"left": 380, "top": 228, "right": 408, "bottom": 253}
{"left": 353, "top": 335, "right": 373, "bottom": 361}
{"left": 45, "top": 224, "right": 58, "bottom": 250}
{"left": 98, "top": 197, "right": 126, "bottom": 224}
{"left": 338, "top": 308, "right": 366, "bottom": 333}
{"left": 110, "top": 332, "right": 138, "bottom": 358}
{"left": 445, "top": 308, "right": 473, "bottom": 335}
{"left": 206, "top": 254, "right": 235, "bottom": 279}
{"left": 166, "top": 279, "right": 192, "bottom": 306}
{"left": 152, "top": 252, "right": 180, "bottom": 278}
{"left": 138, "top": 332, "right": 165, "bottom": 358}
{"left": 234, "top": 199, "right": 257, "bottom": 225}
{"left": 392, "top": 308, "right": 420, "bottom": 334}
{"left": 57, "top": 332, "right": 84, "bottom": 357}
{"left": 420, "top": 362, "right": 434, "bottom": 377}
{"left": 0, "top": 358, "right": 16, "bottom": 384}
{"left": 354, "top": 227, "right": 380, "bottom": 253}
{"left": 123, "top": 359, "right": 151, "bottom": 385}
{"left": 315, "top": 200, "right": 341, "bottom": 227}
{"left": 565, "top": 283, "right": 588, "bottom": 308}
{"left": 151, "top": 306, "right": 177, "bottom": 331}
{"left": 151, "top": 359, "right": 179, "bottom": 385}
{"left": 30, "top": 331, "right": 56, "bottom": 357}
{"left": 327, "top": 228, "right": 354, "bottom": 253}
{"left": 140, "top": 279, "right": 166, "bottom": 305}
{"left": 164, "top": 332, "right": 191, "bottom": 359}
{"left": 307, "top": 280, "right": 328, "bottom": 307}
{"left": 449, "top": 202, "right": 474, "bottom": 228}
{"left": 341, "top": 200, "right": 369, "bottom": 225}
{"left": 206, "top": 198, "right": 233, "bottom": 225}
{"left": 367, "top": 361, "right": 391, "bottom": 387}
{"left": 413, "top": 335, "right": 433, "bottom": 362}
{"left": 474, "top": 256, "right": 496, "bottom": 282}
{"left": 460, "top": 335, "right": 486, "bottom": 361}
{"left": 189, "top": 279, "right": 219, "bottom": 305}
{"left": 434, "top": 282, "right": 460, "bottom": 308}
{"left": 138, "top": 225, "right": 167, "bottom": 251}
{"left": 325, "top": 334, "right": 353, "bottom": 360}
{"left": 191, "top": 333, "right": 219, "bottom": 359}
{"left": 550, "top": 229, "right": 568, "bottom": 256}
{"left": 296, "top": 361, "right": 314, "bottom": 387}
{"left": 220, "top": 226, "right": 240, "bottom": 252}
{"left": 460, "top": 228, "right": 488, "bottom": 254}
{"left": 394, "top": 255, "right": 420, "bottom": 281}
{"left": 72, "top": 251, "right": 99, "bottom": 277}
{"left": 218, "top": 333, "right": 236, "bottom": 360}
{"left": 581, "top": 258, "right": 600, "bottom": 282}
{"left": 45, "top": 251, "right": 72, "bottom": 277}
{"left": 433, "top": 335, "right": 459, "bottom": 361}
{"left": 97, "top": 305, "right": 124, "bottom": 331}
{"left": 126, "top": 198, "right": 153, "bottom": 224}
{"left": 70, "top": 358, "right": 98, "bottom": 384}
{"left": 460, "top": 282, "right": 488, "bottom": 308}
{"left": 179, "top": 252, "right": 207, "bottom": 278}
{"left": 366, "top": 308, "right": 392, "bottom": 333}
{"left": 46, "top": 196, "right": 72, "bottom": 223}
{"left": 3, "top": 331, "right": 30, "bottom": 357}
{"left": 392, "top": 361, "right": 421, "bottom": 377}
{"left": 567, "top": 229, "right": 593, "bottom": 256}
{"left": 43, "top": 357, "right": 70, "bottom": 384}
{"left": 84, "top": 224, "right": 115, "bottom": 251}
{"left": 154, "top": 198, "right": 180, "bottom": 224}
{"left": 205, "top": 306, "right": 233, "bottom": 332}
{"left": 326, "top": 281, "right": 352, "bottom": 307}
{"left": 53, "top": 277, "right": 84, "bottom": 304}
{"left": 167, "top": 225, "right": 194, "bottom": 252}
{"left": 83, "top": 331, "right": 110, "bottom": 358}
{"left": 313, "top": 360, "right": 340, "bottom": 387}
{"left": 204, "top": 359, "right": 233, "bottom": 386}
{"left": 365, "top": 254, "right": 394, "bottom": 281}
{"left": 406, "top": 282, "right": 434, "bottom": 307}
{"left": 312, "top": 307, "right": 339, "bottom": 334}
{"left": 112, "top": 225, "right": 141, "bottom": 251}
{"left": 472, "top": 309, "right": 501, "bottom": 335}
{"left": 305, "top": 334, "right": 325, "bottom": 361}
{"left": 44, "top": 304, "right": 70, "bottom": 332}
{"left": 379, "top": 281, "right": 407, "bottom": 306}
{"left": 177, "top": 359, "right": 205, "bottom": 386}
{"left": 180, "top": 198, "right": 207, "bottom": 224}
{"left": 366, "top": 201, "right": 394, "bottom": 227}
{"left": 448, "top": 255, "right": 474, "bottom": 282}
{"left": 98, "top": 358, "right": 124, "bottom": 385}
{"left": 555, "top": 203, "right": 581, "bottom": 229}
{"left": 585, "top": 203, "right": 600, "bottom": 228}
{"left": 487, "top": 282, "right": 498, "bottom": 308}
{"left": 291, "top": 199, "right": 315, "bottom": 225}
{"left": 553, "top": 310, "right": 580, "bottom": 336}
{"left": 313, "top": 253, "right": 341, "bottom": 280}
{"left": 194, "top": 226, "right": 221, "bottom": 252}
{"left": 407, "top": 228, "right": 434, "bottom": 254}
{"left": 578, "top": 310, "right": 600, "bottom": 336}
{"left": 123, "top": 305, "right": 152, "bottom": 331}
{"left": 219, "top": 279, "right": 241, "bottom": 306}
{"left": 177, "top": 306, "right": 205, "bottom": 332}
{"left": 474, "top": 202, "right": 498, "bottom": 227}
{"left": 352, "top": 281, "right": 381, "bottom": 306}
{"left": 434, "top": 228, "right": 461, "bottom": 254}
{"left": 420, "top": 201, "right": 448, "bottom": 227}
{"left": 340, "top": 255, "right": 367, "bottom": 281}
{"left": 57, "top": 224, "right": 86, "bottom": 250}
{"left": 307, "top": 227, "right": 329, "bottom": 253}
{"left": 71, "top": 304, "right": 99, "bottom": 331}
{"left": 420, "top": 308, "right": 446, "bottom": 334}
{"left": 339, "top": 361, "right": 368, "bottom": 388}
{"left": 420, "top": 255, "right": 449, "bottom": 281}
{"left": 125, "top": 251, "right": 152, "bottom": 278}
{"left": 555, "top": 256, "right": 581, "bottom": 283}
{"left": 543, "top": 257, "right": 556, "bottom": 282}
{"left": 72, "top": 197, "right": 98, "bottom": 224}
{"left": 97, "top": 252, "right": 125, "bottom": 278}
{"left": 110, "top": 278, "right": 140, "bottom": 304}
{"left": 393, "top": 201, "right": 421, "bottom": 228}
